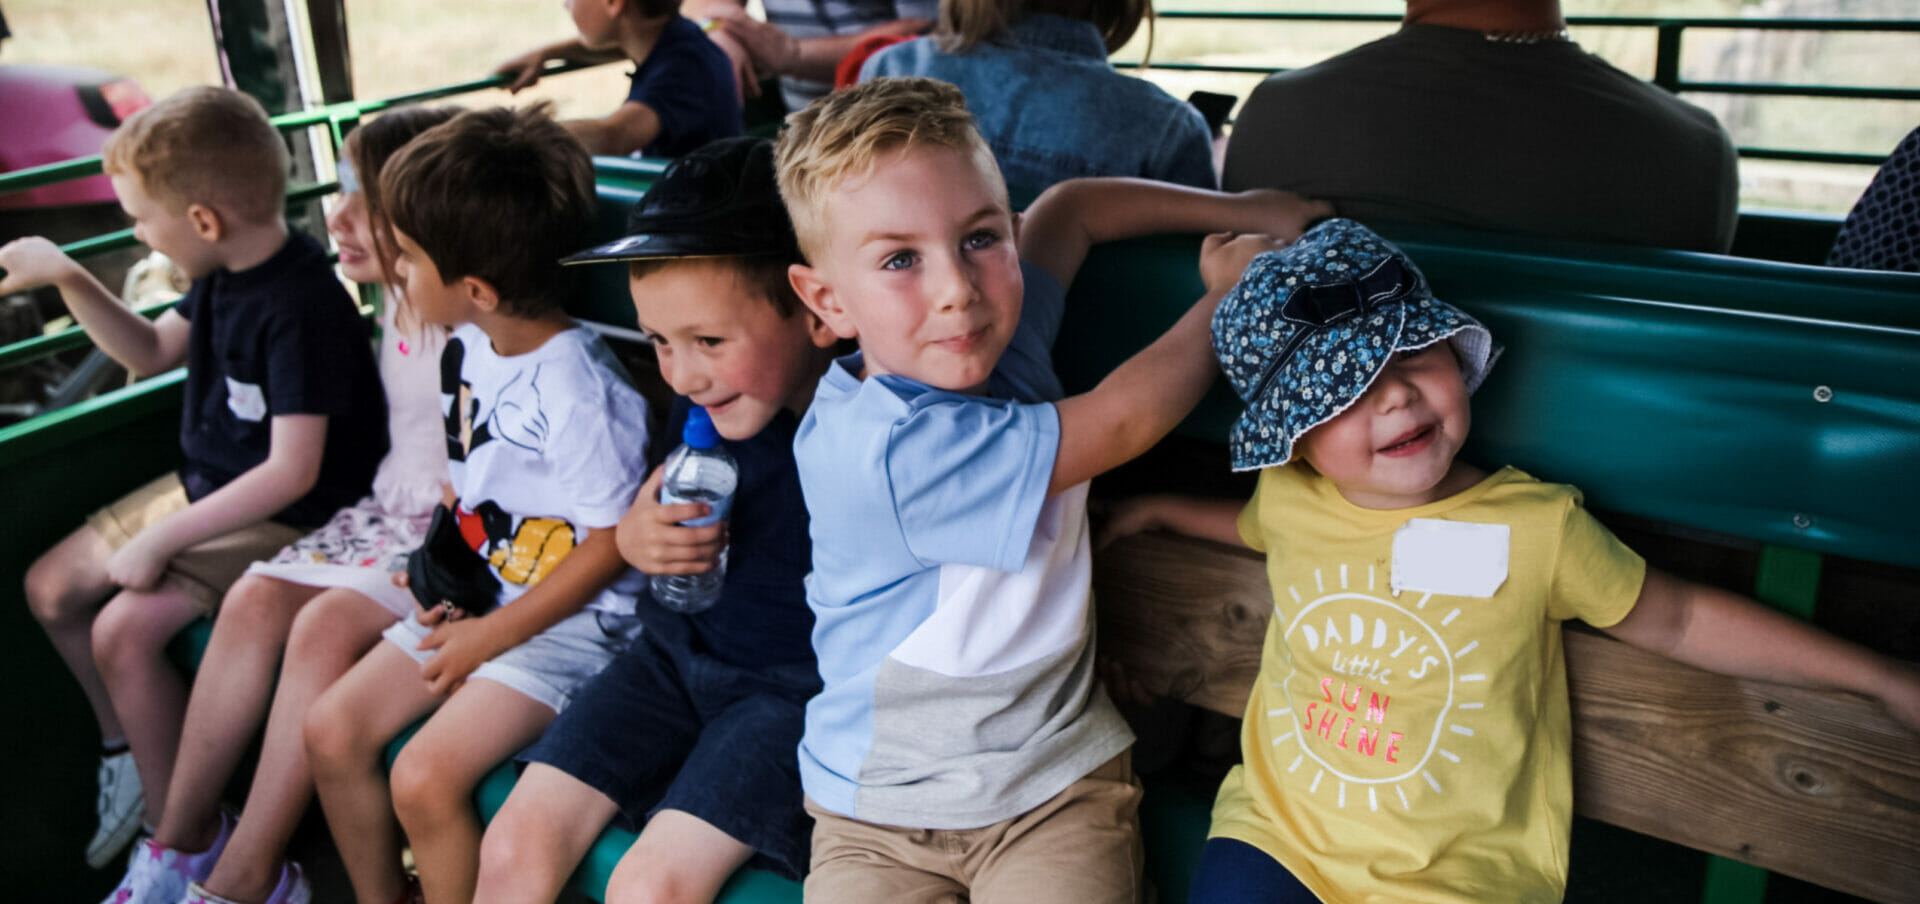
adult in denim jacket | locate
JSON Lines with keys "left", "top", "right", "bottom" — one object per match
{"left": 860, "top": 6, "right": 1215, "bottom": 195}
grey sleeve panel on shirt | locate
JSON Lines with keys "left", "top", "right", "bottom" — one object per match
{"left": 854, "top": 638, "right": 1133, "bottom": 829}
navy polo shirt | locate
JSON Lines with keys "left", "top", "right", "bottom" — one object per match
{"left": 636, "top": 397, "right": 816, "bottom": 672}
{"left": 176, "top": 231, "right": 387, "bottom": 529}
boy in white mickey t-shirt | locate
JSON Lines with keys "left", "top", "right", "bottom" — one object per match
{"left": 302, "top": 106, "right": 652, "bottom": 904}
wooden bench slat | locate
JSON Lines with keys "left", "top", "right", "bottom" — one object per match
{"left": 1093, "top": 531, "right": 1920, "bottom": 903}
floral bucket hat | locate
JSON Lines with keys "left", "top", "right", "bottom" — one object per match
{"left": 1211, "top": 218, "right": 1500, "bottom": 472}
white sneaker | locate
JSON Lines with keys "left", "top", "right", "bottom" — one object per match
{"left": 86, "top": 749, "right": 146, "bottom": 869}
{"left": 98, "top": 813, "right": 232, "bottom": 904}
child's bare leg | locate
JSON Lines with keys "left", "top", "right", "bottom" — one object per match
{"left": 307, "top": 640, "right": 441, "bottom": 904}
{"left": 24, "top": 525, "right": 122, "bottom": 738}
{"left": 472, "top": 763, "right": 622, "bottom": 904}
{"left": 154, "top": 575, "right": 322, "bottom": 853}
{"left": 604, "top": 810, "right": 755, "bottom": 904}
{"left": 91, "top": 581, "right": 213, "bottom": 822}
{"left": 194, "top": 588, "right": 396, "bottom": 902}
{"left": 391, "top": 679, "right": 555, "bottom": 904}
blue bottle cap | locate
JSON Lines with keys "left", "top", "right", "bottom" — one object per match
{"left": 683, "top": 406, "right": 720, "bottom": 449}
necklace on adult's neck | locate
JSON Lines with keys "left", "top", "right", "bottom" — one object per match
{"left": 1480, "top": 26, "right": 1570, "bottom": 44}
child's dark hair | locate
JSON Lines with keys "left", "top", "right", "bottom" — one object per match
{"left": 937, "top": 0, "right": 1151, "bottom": 55}
{"left": 628, "top": 254, "right": 802, "bottom": 318}
{"left": 632, "top": 0, "right": 679, "bottom": 18}
{"left": 344, "top": 105, "right": 461, "bottom": 325}
{"left": 380, "top": 104, "right": 595, "bottom": 317}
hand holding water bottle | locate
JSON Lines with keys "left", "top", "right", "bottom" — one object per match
{"left": 646, "top": 407, "right": 738, "bottom": 614}
{"left": 615, "top": 466, "right": 728, "bottom": 576}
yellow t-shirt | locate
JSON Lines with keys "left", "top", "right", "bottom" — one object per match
{"left": 1210, "top": 465, "right": 1646, "bottom": 904}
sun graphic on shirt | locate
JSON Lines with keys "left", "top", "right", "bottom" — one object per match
{"left": 1262, "top": 561, "right": 1484, "bottom": 813}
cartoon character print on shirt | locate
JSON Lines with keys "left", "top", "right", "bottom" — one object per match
{"left": 438, "top": 334, "right": 578, "bottom": 587}
{"left": 1267, "top": 559, "right": 1483, "bottom": 814}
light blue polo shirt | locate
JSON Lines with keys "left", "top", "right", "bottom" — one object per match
{"left": 794, "top": 262, "right": 1133, "bottom": 829}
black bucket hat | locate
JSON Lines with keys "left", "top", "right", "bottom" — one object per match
{"left": 562, "top": 136, "right": 799, "bottom": 265}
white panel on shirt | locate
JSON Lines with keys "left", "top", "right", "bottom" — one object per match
{"left": 889, "top": 484, "right": 1093, "bottom": 677}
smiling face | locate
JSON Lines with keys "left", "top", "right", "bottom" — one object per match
{"left": 791, "top": 145, "right": 1022, "bottom": 394}
{"left": 326, "top": 190, "right": 382, "bottom": 284}
{"left": 633, "top": 258, "right": 837, "bottom": 440}
{"left": 1295, "top": 343, "right": 1475, "bottom": 509}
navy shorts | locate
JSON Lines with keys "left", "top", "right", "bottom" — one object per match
{"left": 520, "top": 622, "right": 820, "bottom": 880}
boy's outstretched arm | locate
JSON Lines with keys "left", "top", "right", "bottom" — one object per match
{"left": 110, "top": 414, "right": 327, "bottom": 589}
{"left": 565, "top": 102, "right": 665, "bottom": 157}
{"left": 1099, "top": 494, "right": 1247, "bottom": 550}
{"left": 1604, "top": 569, "right": 1920, "bottom": 732}
{"left": 415, "top": 524, "right": 628, "bottom": 696}
{"left": 1017, "top": 178, "right": 1333, "bottom": 292}
{"left": 1048, "top": 232, "right": 1277, "bottom": 495}
{"left": 494, "top": 38, "right": 627, "bottom": 93}
{"left": 0, "top": 237, "right": 190, "bottom": 376}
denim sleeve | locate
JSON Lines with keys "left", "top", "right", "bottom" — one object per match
{"left": 1153, "top": 103, "right": 1218, "bottom": 190}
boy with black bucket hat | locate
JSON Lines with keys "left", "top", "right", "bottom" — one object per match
{"left": 470, "top": 136, "right": 840, "bottom": 904}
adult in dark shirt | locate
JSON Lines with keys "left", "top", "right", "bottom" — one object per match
{"left": 1224, "top": 0, "right": 1739, "bottom": 252}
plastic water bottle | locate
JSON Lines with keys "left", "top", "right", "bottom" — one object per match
{"left": 649, "top": 407, "right": 737, "bottom": 614}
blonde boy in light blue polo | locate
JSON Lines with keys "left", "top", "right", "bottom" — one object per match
{"left": 773, "top": 76, "right": 1332, "bottom": 902}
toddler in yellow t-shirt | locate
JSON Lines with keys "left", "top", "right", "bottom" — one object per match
{"left": 1107, "top": 219, "right": 1920, "bottom": 903}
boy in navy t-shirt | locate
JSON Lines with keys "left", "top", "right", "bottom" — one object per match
{"left": 495, "top": 0, "right": 742, "bottom": 157}
{"left": 472, "top": 137, "right": 837, "bottom": 904}
{"left": 0, "top": 86, "right": 384, "bottom": 873}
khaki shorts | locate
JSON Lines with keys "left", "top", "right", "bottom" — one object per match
{"left": 804, "top": 752, "right": 1144, "bottom": 904}
{"left": 87, "top": 473, "right": 306, "bottom": 614}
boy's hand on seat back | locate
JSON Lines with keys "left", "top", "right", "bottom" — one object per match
{"left": 616, "top": 466, "right": 728, "bottom": 575}
{"left": 1201, "top": 231, "right": 1291, "bottom": 298}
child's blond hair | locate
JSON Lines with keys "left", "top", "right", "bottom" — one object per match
{"left": 774, "top": 77, "right": 1003, "bottom": 262}
{"left": 102, "top": 86, "right": 289, "bottom": 225}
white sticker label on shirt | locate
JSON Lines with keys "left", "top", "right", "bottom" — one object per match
{"left": 1390, "top": 518, "right": 1510, "bottom": 598}
{"left": 225, "top": 376, "right": 267, "bottom": 422}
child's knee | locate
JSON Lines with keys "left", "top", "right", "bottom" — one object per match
{"left": 89, "top": 594, "right": 173, "bottom": 673}
{"left": 606, "top": 855, "right": 703, "bottom": 904}
{"left": 476, "top": 814, "right": 556, "bottom": 889}
{"left": 213, "top": 576, "right": 301, "bottom": 645}
{"left": 303, "top": 685, "right": 368, "bottom": 769}
{"left": 389, "top": 743, "right": 466, "bottom": 826}
{"left": 24, "top": 546, "right": 97, "bottom": 625}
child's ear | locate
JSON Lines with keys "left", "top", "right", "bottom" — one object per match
{"left": 186, "top": 203, "right": 224, "bottom": 242}
{"left": 801, "top": 307, "right": 840, "bottom": 349}
{"left": 461, "top": 275, "right": 502, "bottom": 313}
{"left": 788, "top": 262, "right": 857, "bottom": 340}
